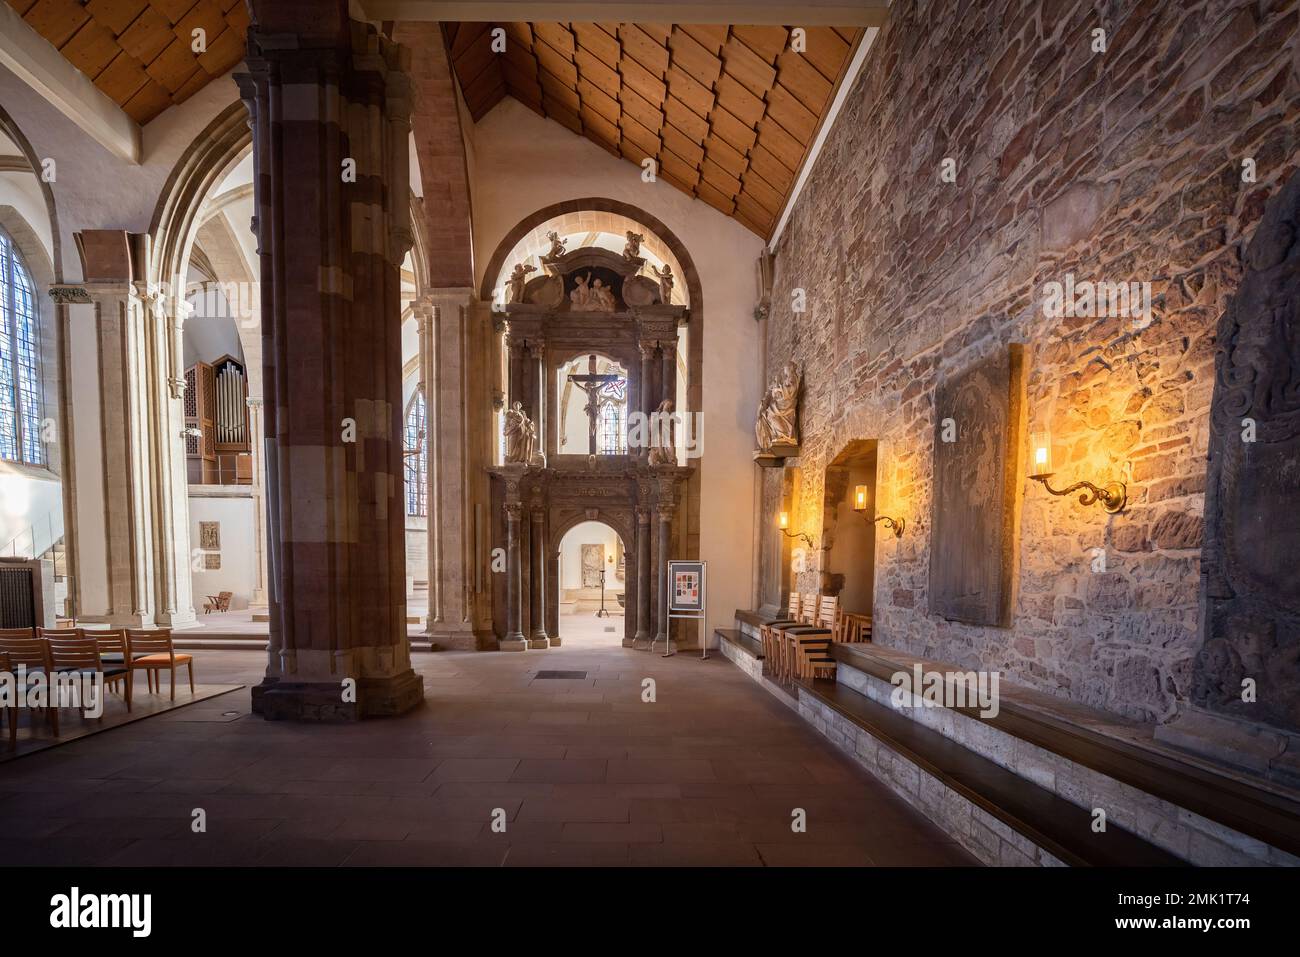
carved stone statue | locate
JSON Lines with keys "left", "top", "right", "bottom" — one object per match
{"left": 623, "top": 230, "right": 644, "bottom": 260}
{"left": 755, "top": 361, "right": 802, "bottom": 451}
{"left": 648, "top": 399, "right": 677, "bottom": 466}
{"left": 571, "top": 272, "right": 616, "bottom": 311}
{"left": 542, "top": 231, "right": 567, "bottom": 261}
{"left": 506, "top": 263, "right": 535, "bottom": 304}
{"left": 504, "top": 401, "right": 540, "bottom": 465}
{"left": 649, "top": 263, "right": 674, "bottom": 304}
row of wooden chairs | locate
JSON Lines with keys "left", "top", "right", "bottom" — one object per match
{"left": 0, "top": 627, "right": 194, "bottom": 749}
{"left": 759, "top": 593, "right": 873, "bottom": 683}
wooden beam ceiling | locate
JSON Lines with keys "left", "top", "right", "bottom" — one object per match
{"left": 5, "top": 0, "right": 250, "bottom": 124}
{"left": 447, "top": 21, "right": 862, "bottom": 238}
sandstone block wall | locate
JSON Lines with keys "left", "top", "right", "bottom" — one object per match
{"left": 766, "top": 0, "right": 1299, "bottom": 724}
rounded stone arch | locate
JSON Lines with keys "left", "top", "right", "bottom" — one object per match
{"left": 0, "top": 104, "right": 63, "bottom": 283}
{"left": 147, "top": 100, "right": 251, "bottom": 296}
{"left": 549, "top": 508, "right": 635, "bottom": 562}
{"left": 478, "top": 197, "right": 705, "bottom": 415}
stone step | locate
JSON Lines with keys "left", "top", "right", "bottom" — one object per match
{"left": 797, "top": 675, "right": 1186, "bottom": 867}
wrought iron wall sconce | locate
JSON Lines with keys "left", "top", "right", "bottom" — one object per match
{"left": 1027, "top": 430, "right": 1127, "bottom": 513}
{"left": 852, "top": 485, "right": 905, "bottom": 538}
{"left": 778, "top": 511, "right": 816, "bottom": 549}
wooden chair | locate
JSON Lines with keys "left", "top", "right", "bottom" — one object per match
{"left": 766, "top": 594, "right": 819, "bottom": 681}
{"left": 838, "top": 612, "right": 872, "bottom": 644}
{"left": 783, "top": 595, "right": 840, "bottom": 681}
{"left": 760, "top": 591, "right": 801, "bottom": 674}
{"left": 127, "top": 629, "right": 194, "bottom": 701}
{"left": 0, "top": 632, "right": 53, "bottom": 736}
{"left": 203, "top": 591, "right": 233, "bottom": 614}
{"left": 41, "top": 630, "right": 131, "bottom": 725}
{"left": 1, "top": 652, "right": 14, "bottom": 750}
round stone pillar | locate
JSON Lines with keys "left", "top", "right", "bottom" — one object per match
{"left": 528, "top": 507, "right": 549, "bottom": 649}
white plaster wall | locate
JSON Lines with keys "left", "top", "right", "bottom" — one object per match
{"left": 188, "top": 494, "right": 255, "bottom": 610}
{"left": 560, "top": 520, "right": 624, "bottom": 592}
{"left": 471, "top": 98, "right": 764, "bottom": 637}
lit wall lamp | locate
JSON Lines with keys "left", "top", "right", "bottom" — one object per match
{"left": 1027, "top": 430, "right": 1126, "bottom": 513}
{"left": 852, "top": 485, "right": 905, "bottom": 538}
{"left": 778, "top": 511, "right": 816, "bottom": 549}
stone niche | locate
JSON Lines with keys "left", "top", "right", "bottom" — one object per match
{"left": 928, "top": 344, "right": 1026, "bottom": 627}
{"left": 1193, "top": 170, "right": 1300, "bottom": 737}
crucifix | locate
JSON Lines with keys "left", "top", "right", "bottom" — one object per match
{"left": 567, "top": 354, "right": 623, "bottom": 456}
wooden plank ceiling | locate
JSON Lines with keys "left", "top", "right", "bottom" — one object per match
{"left": 6, "top": 0, "right": 250, "bottom": 124}
{"left": 447, "top": 21, "right": 861, "bottom": 238}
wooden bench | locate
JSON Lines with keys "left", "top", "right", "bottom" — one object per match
{"left": 797, "top": 675, "right": 1186, "bottom": 866}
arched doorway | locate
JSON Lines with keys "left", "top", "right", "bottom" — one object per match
{"left": 822, "top": 440, "right": 879, "bottom": 619}
{"left": 556, "top": 520, "right": 627, "bottom": 644}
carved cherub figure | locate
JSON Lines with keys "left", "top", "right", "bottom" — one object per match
{"left": 649, "top": 263, "right": 674, "bottom": 304}
{"left": 542, "top": 231, "right": 567, "bottom": 260}
{"left": 506, "top": 263, "right": 536, "bottom": 304}
{"left": 623, "top": 230, "right": 645, "bottom": 260}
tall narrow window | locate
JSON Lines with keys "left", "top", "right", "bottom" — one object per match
{"left": 597, "top": 377, "right": 627, "bottom": 454}
{"left": 404, "top": 388, "right": 427, "bottom": 516}
{"left": 0, "top": 229, "right": 43, "bottom": 465}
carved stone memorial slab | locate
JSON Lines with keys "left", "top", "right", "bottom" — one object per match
{"left": 1194, "top": 170, "right": 1300, "bottom": 735}
{"left": 928, "top": 345, "right": 1025, "bottom": 627}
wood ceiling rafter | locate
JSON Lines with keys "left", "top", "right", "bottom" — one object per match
{"left": 446, "top": 20, "right": 862, "bottom": 238}
{"left": 6, "top": 0, "right": 251, "bottom": 124}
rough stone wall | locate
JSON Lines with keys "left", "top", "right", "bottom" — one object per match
{"left": 768, "top": 0, "right": 1300, "bottom": 724}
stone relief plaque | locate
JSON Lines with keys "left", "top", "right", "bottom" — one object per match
{"left": 1195, "top": 170, "right": 1300, "bottom": 734}
{"left": 581, "top": 544, "right": 604, "bottom": 587}
{"left": 203, "top": 553, "right": 221, "bottom": 570}
{"left": 928, "top": 344, "right": 1025, "bottom": 627}
{"left": 199, "top": 521, "right": 221, "bottom": 551}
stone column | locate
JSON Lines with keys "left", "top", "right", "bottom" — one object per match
{"left": 75, "top": 272, "right": 157, "bottom": 628}
{"left": 507, "top": 333, "right": 526, "bottom": 410}
{"left": 416, "top": 289, "right": 491, "bottom": 650}
{"left": 655, "top": 503, "right": 673, "bottom": 649}
{"left": 147, "top": 289, "right": 198, "bottom": 628}
{"left": 246, "top": 396, "right": 269, "bottom": 620}
{"left": 528, "top": 342, "right": 545, "bottom": 456}
{"left": 238, "top": 7, "right": 422, "bottom": 719}
{"left": 528, "top": 507, "right": 548, "bottom": 648}
{"left": 502, "top": 502, "right": 526, "bottom": 649}
{"left": 632, "top": 506, "right": 651, "bottom": 646}
{"left": 546, "top": 545, "right": 561, "bottom": 646}
{"left": 636, "top": 339, "right": 656, "bottom": 459}
{"left": 660, "top": 338, "right": 676, "bottom": 409}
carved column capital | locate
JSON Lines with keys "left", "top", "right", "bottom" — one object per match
{"left": 636, "top": 506, "right": 651, "bottom": 525}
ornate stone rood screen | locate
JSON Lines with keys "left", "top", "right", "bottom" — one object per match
{"left": 489, "top": 241, "right": 693, "bottom": 650}
{"left": 568, "top": 354, "right": 623, "bottom": 457}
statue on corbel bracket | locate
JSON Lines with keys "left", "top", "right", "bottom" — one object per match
{"left": 506, "top": 263, "right": 536, "bottom": 304}
{"left": 649, "top": 263, "right": 674, "bottom": 305}
{"left": 504, "top": 401, "right": 544, "bottom": 467}
{"left": 623, "top": 230, "right": 645, "bottom": 261}
{"left": 754, "top": 361, "right": 802, "bottom": 464}
{"left": 540, "top": 231, "right": 567, "bottom": 272}
{"left": 648, "top": 399, "right": 677, "bottom": 467}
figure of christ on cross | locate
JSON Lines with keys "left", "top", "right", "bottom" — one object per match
{"left": 566, "top": 354, "right": 624, "bottom": 456}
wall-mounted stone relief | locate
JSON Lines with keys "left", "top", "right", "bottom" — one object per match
{"left": 1195, "top": 170, "right": 1300, "bottom": 736}
{"left": 928, "top": 345, "right": 1025, "bottom": 628}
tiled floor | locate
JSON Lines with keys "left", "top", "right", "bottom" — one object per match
{"left": 0, "top": 621, "right": 975, "bottom": 867}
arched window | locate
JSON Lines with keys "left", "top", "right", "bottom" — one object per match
{"left": 404, "top": 388, "right": 427, "bottom": 516}
{"left": 0, "top": 228, "right": 43, "bottom": 466}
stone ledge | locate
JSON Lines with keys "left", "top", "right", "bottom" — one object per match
{"left": 796, "top": 677, "right": 1185, "bottom": 867}
{"left": 832, "top": 642, "right": 1300, "bottom": 861}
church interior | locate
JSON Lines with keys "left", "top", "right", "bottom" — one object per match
{"left": 0, "top": 0, "right": 1298, "bottom": 891}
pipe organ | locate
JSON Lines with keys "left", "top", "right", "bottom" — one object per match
{"left": 186, "top": 355, "right": 252, "bottom": 484}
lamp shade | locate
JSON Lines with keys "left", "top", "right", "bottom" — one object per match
{"left": 853, "top": 485, "right": 869, "bottom": 511}
{"left": 1029, "top": 430, "right": 1054, "bottom": 477}
{"left": 779, "top": 511, "right": 789, "bottom": 529}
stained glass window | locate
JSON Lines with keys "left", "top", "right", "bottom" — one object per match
{"left": 0, "top": 229, "right": 43, "bottom": 465}
{"left": 404, "top": 388, "right": 427, "bottom": 516}
{"left": 597, "top": 377, "right": 627, "bottom": 454}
